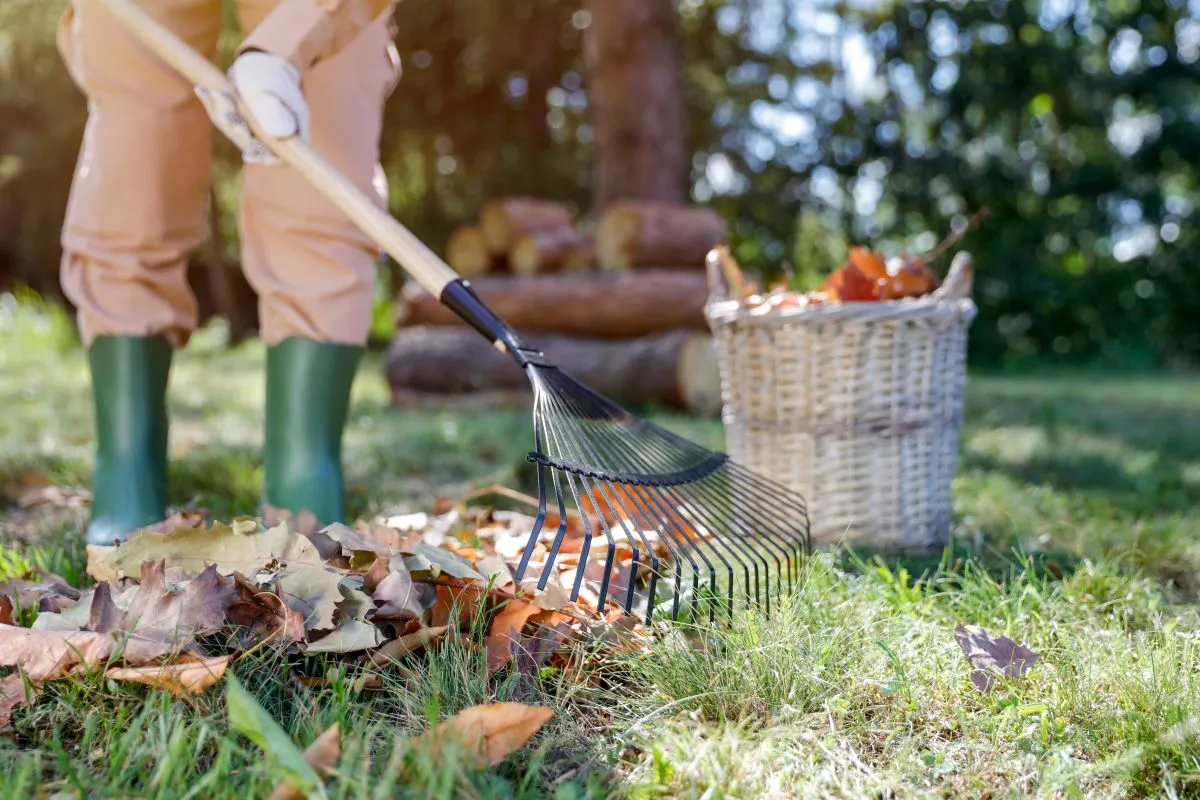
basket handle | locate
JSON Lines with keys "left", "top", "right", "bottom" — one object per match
{"left": 931, "top": 251, "right": 974, "bottom": 302}
{"left": 705, "top": 246, "right": 747, "bottom": 306}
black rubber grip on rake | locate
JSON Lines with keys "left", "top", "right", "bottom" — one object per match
{"left": 439, "top": 278, "right": 548, "bottom": 368}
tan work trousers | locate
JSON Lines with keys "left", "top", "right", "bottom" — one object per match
{"left": 56, "top": 0, "right": 401, "bottom": 348}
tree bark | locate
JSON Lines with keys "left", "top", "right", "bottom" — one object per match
{"left": 584, "top": 0, "right": 688, "bottom": 209}
{"left": 396, "top": 269, "right": 712, "bottom": 338}
{"left": 596, "top": 201, "right": 727, "bottom": 269}
{"left": 384, "top": 326, "right": 722, "bottom": 415}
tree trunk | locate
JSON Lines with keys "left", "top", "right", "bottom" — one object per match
{"left": 396, "top": 269, "right": 712, "bottom": 338}
{"left": 384, "top": 326, "right": 722, "bottom": 415}
{"left": 584, "top": 0, "right": 688, "bottom": 209}
{"left": 596, "top": 202, "right": 726, "bottom": 269}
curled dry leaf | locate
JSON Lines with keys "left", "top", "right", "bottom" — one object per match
{"left": 227, "top": 574, "right": 306, "bottom": 648}
{"left": 308, "top": 522, "right": 390, "bottom": 569}
{"left": 0, "top": 576, "right": 81, "bottom": 615}
{"left": 105, "top": 654, "right": 231, "bottom": 695}
{"left": 302, "top": 579, "right": 383, "bottom": 654}
{"left": 431, "top": 702, "right": 554, "bottom": 769}
{"left": 265, "top": 723, "right": 342, "bottom": 800}
{"left": 0, "top": 595, "right": 12, "bottom": 627}
{"left": 371, "top": 554, "right": 424, "bottom": 622}
{"left": 368, "top": 625, "right": 449, "bottom": 666}
{"left": 954, "top": 623, "right": 1041, "bottom": 692}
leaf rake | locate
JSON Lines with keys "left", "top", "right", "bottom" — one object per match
{"left": 99, "top": 0, "right": 812, "bottom": 623}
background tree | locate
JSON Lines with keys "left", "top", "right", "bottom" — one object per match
{"left": 584, "top": 0, "right": 689, "bottom": 208}
{"left": 1, "top": 0, "right": 1198, "bottom": 368}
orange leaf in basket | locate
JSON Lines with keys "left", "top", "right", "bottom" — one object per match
{"left": 876, "top": 257, "right": 940, "bottom": 300}
{"left": 838, "top": 263, "right": 881, "bottom": 302}
{"left": 847, "top": 246, "right": 888, "bottom": 281}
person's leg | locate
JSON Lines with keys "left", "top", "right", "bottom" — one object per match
{"left": 56, "top": 0, "right": 221, "bottom": 544}
{"left": 235, "top": 0, "right": 401, "bottom": 525}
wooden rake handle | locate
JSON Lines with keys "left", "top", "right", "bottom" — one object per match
{"left": 95, "top": 0, "right": 461, "bottom": 297}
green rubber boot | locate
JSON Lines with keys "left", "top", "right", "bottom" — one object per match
{"left": 85, "top": 335, "right": 172, "bottom": 546}
{"left": 263, "top": 337, "right": 362, "bottom": 526}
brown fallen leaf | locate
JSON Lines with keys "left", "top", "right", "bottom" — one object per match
{"left": 953, "top": 623, "right": 1041, "bottom": 692}
{"left": 273, "top": 565, "right": 346, "bottom": 632}
{"left": 265, "top": 723, "right": 341, "bottom": 800}
{"left": 105, "top": 654, "right": 230, "bottom": 695}
{"left": 227, "top": 575, "right": 306, "bottom": 649}
{"left": 95, "top": 561, "right": 237, "bottom": 647}
{"left": 490, "top": 598, "right": 542, "bottom": 639}
{"left": 371, "top": 554, "right": 424, "bottom": 622}
{"left": 353, "top": 520, "right": 423, "bottom": 554}
{"left": 427, "top": 583, "right": 487, "bottom": 629}
{"left": 485, "top": 633, "right": 519, "bottom": 672}
{"left": 0, "top": 624, "right": 172, "bottom": 682}
{"left": 307, "top": 522, "right": 390, "bottom": 570}
{"left": 0, "top": 595, "right": 12, "bottom": 626}
{"left": 0, "top": 672, "right": 34, "bottom": 731}
{"left": 432, "top": 702, "right": 554, "bottom": 769}
{"left": 0, "top": 576, "right": 81, "bottom": 614}
{"left": 368, "top": 625, "right": 450, "bottom": 667}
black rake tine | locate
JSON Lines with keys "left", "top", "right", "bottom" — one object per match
{"left": 546, "top": 374, "right": 719, "bottom": 617}
{"left": 547, "top": 390, "right": 770, "bottom": 619}
{"left": 519, "top": 363, "right": 811, "bottom": 624}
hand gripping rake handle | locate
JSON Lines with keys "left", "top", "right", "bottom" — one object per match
{"left": 97, "top": 0, "right": 538, "bottom": 365}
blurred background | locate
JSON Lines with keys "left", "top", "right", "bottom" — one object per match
{"left": 1, "top": 0, "right": 1198, "bottom": 369}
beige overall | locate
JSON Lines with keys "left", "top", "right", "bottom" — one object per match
{"left": 56, "top": 0, "right": 401, "bottom": 348}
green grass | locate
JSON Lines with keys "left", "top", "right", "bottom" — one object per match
{"left": 3, "top": 293, "right": 1200, "bottom": 798}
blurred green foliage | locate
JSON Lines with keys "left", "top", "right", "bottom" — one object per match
{"left": 1, "top": 0, "right": 1197, "bottom": 368}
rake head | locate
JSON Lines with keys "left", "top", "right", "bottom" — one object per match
{"left": 510, "top": 360, "right": 812, "bottom": 624}
{"left": 439, "top": 277, "right": 811, "bottom": 623}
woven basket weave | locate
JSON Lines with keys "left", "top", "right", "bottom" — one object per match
{"left": 704, "top": 251, "right": 977, "bottom": 551}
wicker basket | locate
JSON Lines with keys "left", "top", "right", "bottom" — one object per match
{"left": 704, "top": 251, "right": 977, "bottom": 551}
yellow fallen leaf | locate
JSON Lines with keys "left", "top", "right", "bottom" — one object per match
{"left": 105, "top": 655, "right": 230, "bottom": 695}
{"left": 435, "top": 702, "right": 554, "bottom": 768}
{"left": 266, "top": 723, "right": 341, "bottom": 800}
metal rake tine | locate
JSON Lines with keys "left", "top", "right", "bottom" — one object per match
{"left": 547, "top": 393, "right": 768, "bottom": 620}
{"left": 547, "top": 374, "right": 729, "bottom": 618}
{"left": 551, "top": 414, "right": 720, "bottom": 619}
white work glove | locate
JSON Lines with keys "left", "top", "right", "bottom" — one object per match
{"left": 195, "top": 51, "right": 311, "bottom": 165}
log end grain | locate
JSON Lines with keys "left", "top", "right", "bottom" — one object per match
{"left": 445, "top": 224, "right": 491, "bottom": 278}
{"left": 480, "top": 197, "right": 576, "bottom": 255}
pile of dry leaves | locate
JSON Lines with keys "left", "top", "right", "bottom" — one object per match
{"left": 0, "top": 488, "right": 654, "bottom": 734}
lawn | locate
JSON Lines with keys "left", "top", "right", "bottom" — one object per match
{"left": 2, "top": 292, "right": 1200, "bottom": 799}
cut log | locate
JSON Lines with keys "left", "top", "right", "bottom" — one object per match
{"left": 384, "top": 327, "right": 722, "bottom": 416}
{"left": 479, "top": 198, "right": 575, "bottom": 255}
{"left": 445, "top": 224, "right": 492, "bottom": 278}
{"left": 509, "top": 228, "right": 593, "bottom": 275}
{"left": 596, "top": 202, "right": 726, "bottom": 270}
{"left": 395, "top": 269, "right": 710, "bottom": 338}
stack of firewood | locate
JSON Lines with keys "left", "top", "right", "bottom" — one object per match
{"left": 385, "top": 198, "right": 729, "bottom": 416}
